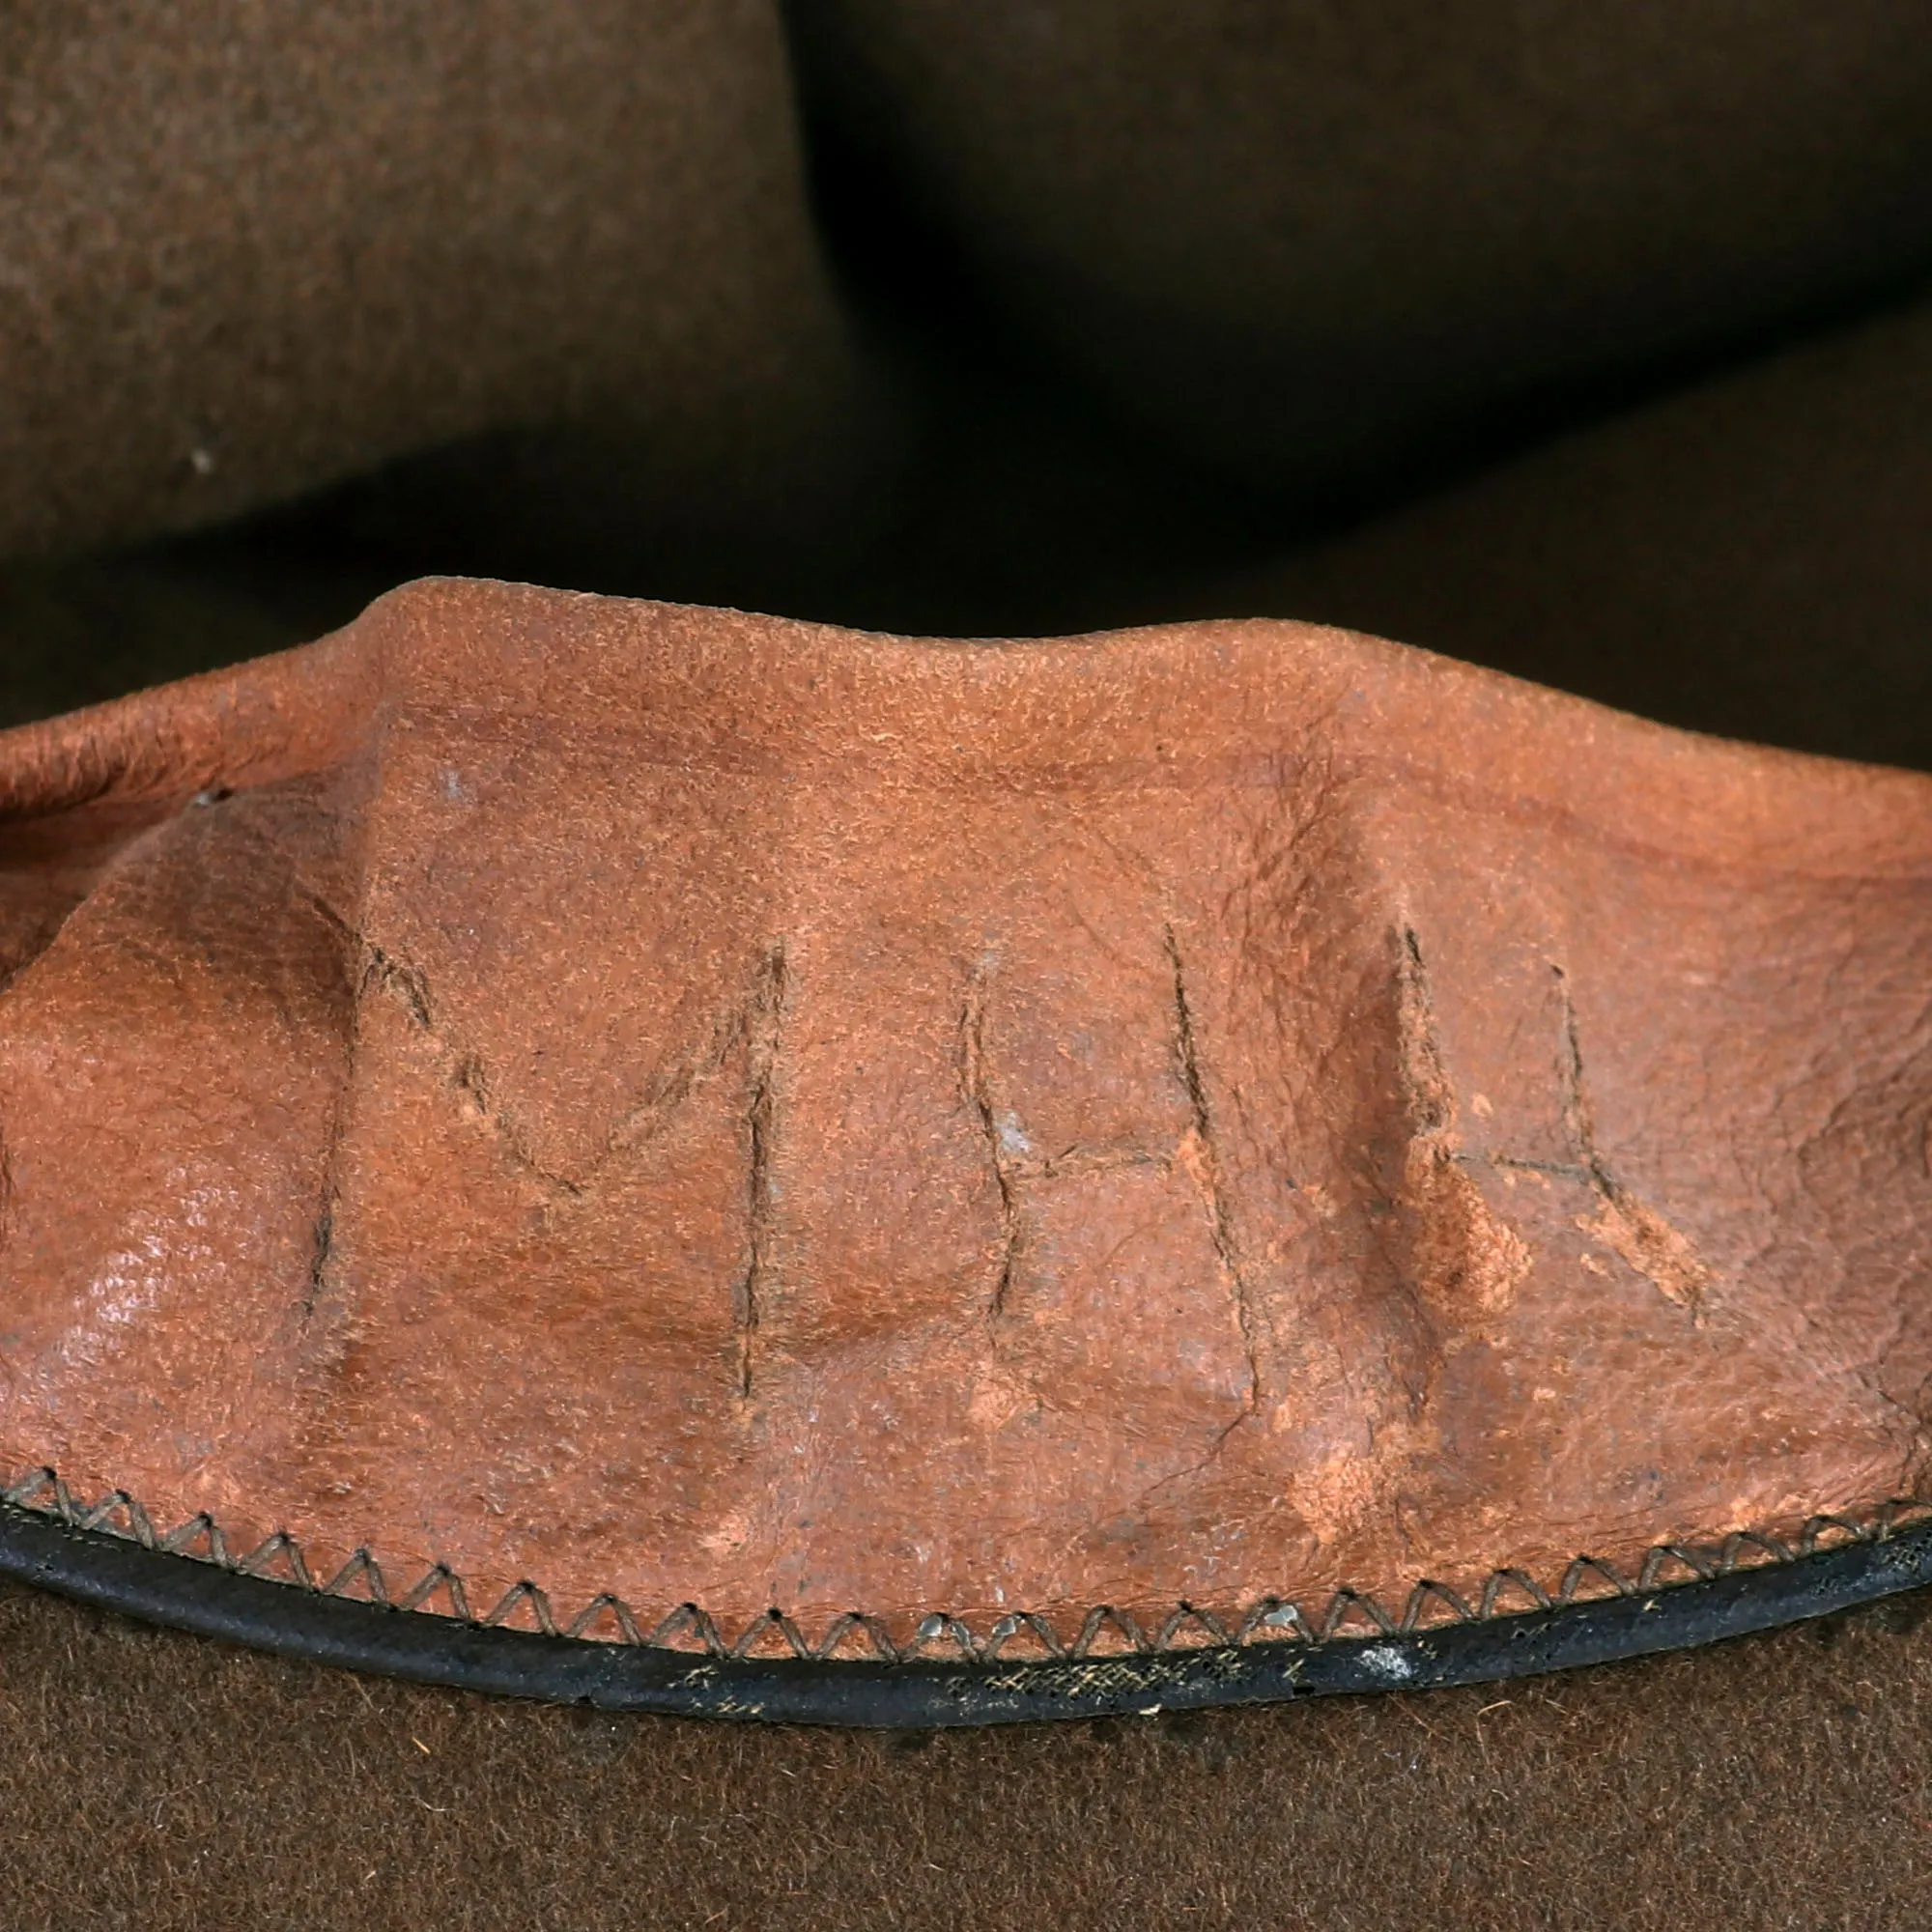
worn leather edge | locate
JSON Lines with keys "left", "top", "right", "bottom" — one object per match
{"left": 2, "top": 1498, "right": 1927, "bottom": 1726}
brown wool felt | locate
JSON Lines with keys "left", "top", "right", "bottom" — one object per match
{"left": 0, "top": 0, "right": 879, "bottom": 573}
{"left": 793, "top": 0, "right": 1932, "bottom": 490}
{"left": 0, "top": 1576, "right": 1927, "bottom": 1929}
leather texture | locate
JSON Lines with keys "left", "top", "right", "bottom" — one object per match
{"left": 3, "top": 577, "right": 1929, "bottom": 1634}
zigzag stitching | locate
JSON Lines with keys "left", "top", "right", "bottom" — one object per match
{"left": 7, "top": 1465, "right": 1922, "bottom": 1667}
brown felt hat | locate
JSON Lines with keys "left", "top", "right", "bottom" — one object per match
{"left": 11, "top": 1, "right": 1932, "bottom": 1917}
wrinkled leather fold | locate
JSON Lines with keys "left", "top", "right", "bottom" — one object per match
{"left": 2, "top": 578, "right": 1928, "bottom": 1639}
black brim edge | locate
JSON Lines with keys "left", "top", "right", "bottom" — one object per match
{"left": 2, "top": 1499, "right": 1926, "bottom": 1727}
